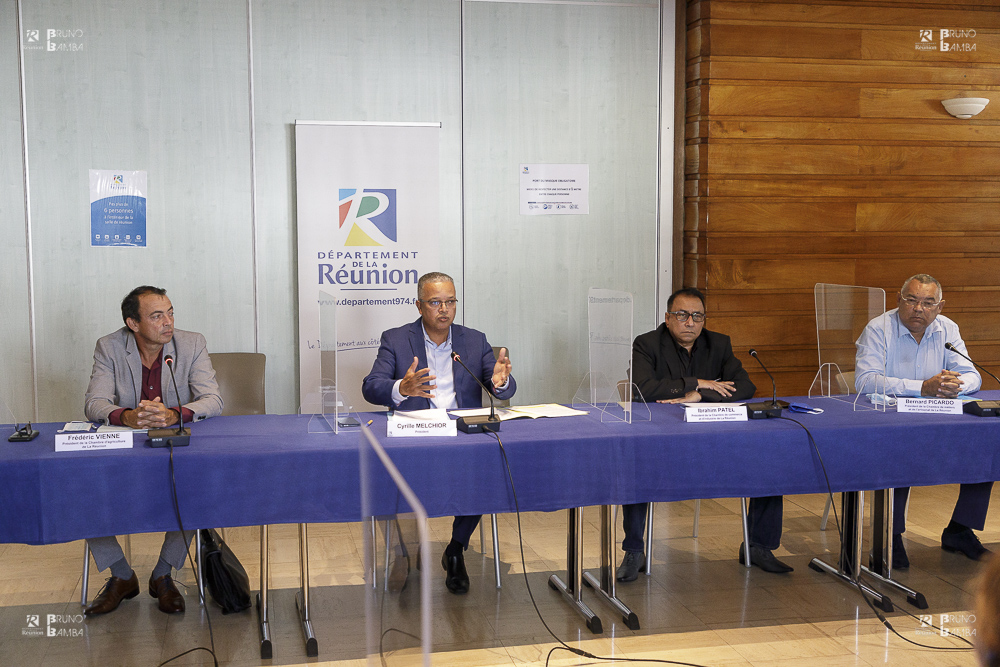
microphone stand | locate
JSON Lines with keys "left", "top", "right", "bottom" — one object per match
{"left": 745, "top": 348, "right": 788, "bottom": 419}
{"left": 945, "top": 342, "right": 1000, "bottom": 417}
{"left": 148, "top": 354, "right": 192, "bottom": 447}
{"left": 450, "top": 352, "right": 502, "bottom": 433}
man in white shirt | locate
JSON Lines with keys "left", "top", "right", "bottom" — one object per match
{"left": 855, "top": 273, "right": 990, "bottom": 569}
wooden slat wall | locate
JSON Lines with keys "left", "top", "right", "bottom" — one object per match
{"left": 684, "top": 0, "right": 1000, "bottom": 397}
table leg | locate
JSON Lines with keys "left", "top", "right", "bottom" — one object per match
{"left": 861, "top": 489, "right": 928, "bottom": 609}
{"left": 256, "top": 524, "right": 273, "bottom": 659}
{"left": 295, "top": 523, "right": 319, "bottom": 657}
{"left": 548, "top": 508, "right": 603, "bottom": 634}
{"left": 582, "top": 505, "right": 640, "bottom": 630}
{"left": 809, "top": 491, "right": 893, "bottom": 612}
{"left": 195, "top": 529, "right": 205, "bottom": 606}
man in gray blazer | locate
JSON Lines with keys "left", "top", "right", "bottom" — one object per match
{"left": 82, "top": 285, "right": 223, "bottom": 615}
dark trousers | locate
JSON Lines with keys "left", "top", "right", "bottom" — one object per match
{"left": 452, "top": 514, "right": 481, "bottom": 549}
{"left": 893, "top": 482, "right": 993, "bottom": 534}
{"left": 622, "top": 496, "right": 784, "bottom": 553}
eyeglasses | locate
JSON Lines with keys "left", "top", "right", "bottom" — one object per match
{"left": 668, "top": 311, "right": 705, "bottom": 323}
{"left": 900, "top": 296, "right": 941, "bottom": 309}
{"left": 422, "top": 299, "right": 459, "bottom": 309}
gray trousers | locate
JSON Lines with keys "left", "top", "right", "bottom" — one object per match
{"left": 87, "top": 531, "right": 195, "bottom": 572}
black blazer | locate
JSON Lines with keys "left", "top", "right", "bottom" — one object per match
{"left": 631, "top": 324, "right": 756, "bottom": 402}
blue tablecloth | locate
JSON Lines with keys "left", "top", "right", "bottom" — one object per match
{"left": 2, "top": 393, "right": 998, "bottom": 545}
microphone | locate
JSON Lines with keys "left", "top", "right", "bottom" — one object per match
{"left": 3, "top": 392, "right": 38, "bottom": 442}
{"left": 147, "top": 353, "right": 192, "bottom": 447}
{"left": 944, "top": 342, "right": 1000, "bottom": 417}
{"left": 745, "top": 348, "right": 787, "bottom": 419}
{"left": 450, "top": 351, "right": 501, "bottom": 433}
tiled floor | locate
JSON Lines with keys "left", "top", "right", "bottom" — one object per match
{"left": 0, "top": 485, "right": 989, "bottom": 666}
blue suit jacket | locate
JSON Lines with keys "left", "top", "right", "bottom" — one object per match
{"left": 361, "top": 319, "right": 516, "bottom": 411}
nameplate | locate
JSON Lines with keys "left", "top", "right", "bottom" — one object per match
{"left": 684, "top": 405, "right": 748, "bottom": 423}
{"left": 897, "top": 397, "right": 963, "bottom": 415}
{"left": 386, "top": 415, "right": 457, "bottom": 438}
{"left": 55, "top": 431, "right": 134, "bottom": 452}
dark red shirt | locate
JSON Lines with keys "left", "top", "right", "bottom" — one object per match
{"left": 108, "top": 350, "right": 194, "bottom": 426}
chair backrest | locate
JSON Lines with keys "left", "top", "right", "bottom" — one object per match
{"left": 486, "top": 346, "right": 511, "bottom": 408}
{"left": 209, "top": 352, "right": 266, "bottom": 416}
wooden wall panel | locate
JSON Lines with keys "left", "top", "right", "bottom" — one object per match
{"left": 684, "top": 0, "right": 1000, "bottom": 398}
{"left": 858, "top": 203, "right": 1000, "bottom": 231}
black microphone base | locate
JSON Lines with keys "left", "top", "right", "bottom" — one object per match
{"left": 457, "top": 416, "right": 501, "bottom": 433}
{"left": 746, "top": 401, "right": 787, "bottom": 420}
{"left": 8, "top": 428, "right": 39, "bottom": 442}
{"left": 147, "top": 428, "right": 191, "bottom": 447}
{"left": 964, "top": 401, "right": 1000, "bottom": 417}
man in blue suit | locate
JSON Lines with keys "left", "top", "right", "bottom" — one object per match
{"left": 362, "top": 272, "right": 516, "bottom": 594}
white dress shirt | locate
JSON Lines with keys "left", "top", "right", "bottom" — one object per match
{"left": 391, "top": 324, "right": 457, "bottom": 409}
{"left": 855, "top": 308, "right": 980, "bottom": 397}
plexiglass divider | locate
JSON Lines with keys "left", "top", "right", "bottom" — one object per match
{"left": 360, "top": 425, "right": 431, "bottom": 666}
{"left": 299, "top": 290, "right": 360, "bottom": 432}
{"left": 572, "top": 288, "right": 649, "bottom": 423}
{"left": 808, "top": 283, "right": 889, "bottom": 411}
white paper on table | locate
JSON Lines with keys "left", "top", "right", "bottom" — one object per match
{"left": 59, "top": 421, "right": 94, "bottom": 433}
{"left": 450, "top": 404, "right": 589, "bottom": 421}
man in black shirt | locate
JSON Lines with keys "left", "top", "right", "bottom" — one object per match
{"left": 617, "top": 287, "right": 791, "bottom": 581}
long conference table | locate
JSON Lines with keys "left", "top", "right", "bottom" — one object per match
{"left": 2, "top": 394, "right": 999, "bottom": 641}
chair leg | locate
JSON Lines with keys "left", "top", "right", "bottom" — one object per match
{"left": 81, "top": 541, "right": 91, "bottom": 607}
{"left": 644, "top": 503, "right": 654, "bottom": 575}
{"left": 491, "top": 514, "right": 501, "bottom": 588}
{"left": 692, "top": 499, "right": 701, "bottom": 537}
{"left": 740, "top": 498, "right": 751, "bottom": 568}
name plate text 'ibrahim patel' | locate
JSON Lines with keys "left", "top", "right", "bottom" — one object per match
{"left": 55, "top": 431, "right": 134, "bottom": 452}
{"left": 683, "top": 404, "right": 748, "bottom": 423}
{"left": 897, "top": 397, "right": 964, "bottom": 415}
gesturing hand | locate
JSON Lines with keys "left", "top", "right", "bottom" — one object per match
{"left": 399, "top": 357, "right": 436, "bottom": 398}
{"left": 492, "top": 347, "right": 511, "bottom": 389}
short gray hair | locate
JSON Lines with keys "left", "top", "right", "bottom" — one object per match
{"left": 417, "top": 272, "right": 454, "bottom": 300}
{"left": 901, "top": 273, "right": 943, "bottom": 301}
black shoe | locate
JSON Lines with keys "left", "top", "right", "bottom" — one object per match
{"left": 892, "top": 534, "right": 909, "bottom": 570}
{"left": 942, "top": 528, "right": 990, "bottom": 561}
{"left": 739, "top": 543, "right": 793, "bottom": 573}
{"left": 441, "top": 551, "right": 469, "bottom": 594}
{"left": 615, "top": 551, "right": 645, "bottom": 582}
{"left": 84, "top": 572, "right": 140, "bottom": 615}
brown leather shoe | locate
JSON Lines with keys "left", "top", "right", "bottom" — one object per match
{"left": 148, "top": 574, "right": 185, "bottom": 613}
{"left": 84, "top": 572, "right": 140, "bottom": 615}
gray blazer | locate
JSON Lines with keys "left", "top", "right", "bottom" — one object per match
{"left": 84, "top": 327, "right": 224, "bottom": 424}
